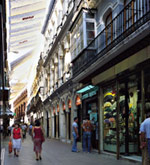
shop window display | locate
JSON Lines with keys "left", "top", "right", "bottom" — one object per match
{"left": 86, "top": 101, "right": 99, "bottom": 150}
{"left": 119, "top": 81, "right": 139, "bottom": 153}
{"left": 103, "top": 74, "right": 141, "bottom": 154}
{"left": 103, "top": 86, "right": 117, "bottom": 152}
{"left": 144, "top": 70, "right": 150, "bottom": 103}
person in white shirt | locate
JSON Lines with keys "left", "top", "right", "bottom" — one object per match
{"left": 140, "top": 103, "right": 150, "bottom": 165}
{"left": 72, "top": 117, "right": 79, "bottom": 152}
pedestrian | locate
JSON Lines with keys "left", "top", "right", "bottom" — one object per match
{"left": 11, "top": 123, "right": 23, "bottom": 157}
{"left": 82, "top": 116, "right": 93, "bottom": 153}
{"left": 29, "top": 123, "right": 33, "bottom": 136}
{"left": 0, "top": 125, "right": 3, "bottom": 134}
{"left": 32, "top": 119, "right": 45, "bottom": 161}
{"left": 140, "top": 102, "right": 150, "bottom": 165}
{"left": 72, "top": 117, "right": 79, "bottom": 152}
{"left": 7, "top": 125, "right": 12, "bottom": 136}
{"left": 21, "top": 123, "right": 27, "bottom": 139}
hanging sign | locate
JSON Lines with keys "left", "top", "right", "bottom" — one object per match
{"left": 76, "top": 96, "right": 81, "bottom": 106}
{"left": 68, "top": 100, "right": 71, "bottom": 109}
{"left": 63, "top": 102, "right": 66, "bottom": 111}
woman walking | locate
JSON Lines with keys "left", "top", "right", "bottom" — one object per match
{"left": 12, "top": 123, "right": 23, "bottom": 157}
{"left": 32, "top": 120, "right": 45, "bottom": 161}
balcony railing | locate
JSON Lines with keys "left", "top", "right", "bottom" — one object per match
{"left": 72, "top": 0, "right": 150, "bottom": 77}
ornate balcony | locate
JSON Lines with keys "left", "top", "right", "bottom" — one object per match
{"left": 72, "top": 0, "right": 150, "bottom": 78}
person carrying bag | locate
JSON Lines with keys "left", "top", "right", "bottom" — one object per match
{"left": 32, "top": 120, "right": 45, "bottom": 161}
{"left": 8, "top": 138, "right": 12, "bottom": 154}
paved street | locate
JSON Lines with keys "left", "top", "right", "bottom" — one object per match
{"left": 3, "top": 135, "right": 141, "bottom": 165}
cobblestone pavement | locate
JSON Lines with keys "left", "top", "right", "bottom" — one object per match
{"left": 3, "top": 135, "right": 141, "bottom": 165}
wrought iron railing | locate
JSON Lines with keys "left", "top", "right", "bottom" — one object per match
{"left": 73, "top": 0, "right": 150, "bottom": 77}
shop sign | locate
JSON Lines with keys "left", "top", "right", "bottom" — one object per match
{"left": 89, "top": 90, "right": 97, "bottom": 97}
{"left": 82, "top": 88, "right": 98, "bottom": 100}
{"left": 82, "top": 93, "right": 89, "bottom": 100}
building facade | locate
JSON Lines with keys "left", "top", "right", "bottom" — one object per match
{"left": 13, "top": 89, "right": 27, "bottom": 123}
{"left": 27, "top": 0, "right": 150, "bottom": 161}
{"left": 0, "top": 1, "right": 12, "bottom": 130}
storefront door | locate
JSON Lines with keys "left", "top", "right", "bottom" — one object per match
{"left": 46, "top": 111, "right": 49, "bottom": 137}
{"left": 83, "top": 98, "right": 99, "bottom": 150}
{"left": 54, "top": 115, "right": 56, "bottom": 138}
{"left": 58, "top": 112, "right": 60, "bottom": 138}
{"left": 119, "top": 73, "right": 141, "bottom": 155}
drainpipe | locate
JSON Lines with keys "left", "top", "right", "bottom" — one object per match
{"left": 41, "top": 0, "right": 56, "bottom": 34}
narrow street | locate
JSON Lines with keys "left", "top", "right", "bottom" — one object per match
{"left": 3, "top": 135, "right": 140, "bottom": 165}
{"left": 1, "top": 1, "right": 150, "bottom": 165}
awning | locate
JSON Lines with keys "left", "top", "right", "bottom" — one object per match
{"left": 77, "top": 85, "right": 99, "bottom": 100}
{"left": 77, "top": 85, "right": 95, "bottom": 94}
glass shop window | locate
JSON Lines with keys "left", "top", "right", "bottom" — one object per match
{"left": 118, "top": 73, "right": 142, "bottom": 155}
{"left": 144, "top": 69, "right": 150, "bottom": 115}
{"left": 103, "top": 85, "right": 117, "bottom": 152}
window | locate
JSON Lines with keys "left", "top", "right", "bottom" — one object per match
{"left": 105, "top": 12, "right": 113, "bottom": 46}
{"left": 103, "top": 85, "right": 117, "bottom": 152}
{"left": 70, "top": 15, "right": 84, "bottom": 58}
{"left": 70, "top": 10, "right": 95, "bottom": 59}
{"left": 86, "top": 22, "right": 95, "bottom": 45}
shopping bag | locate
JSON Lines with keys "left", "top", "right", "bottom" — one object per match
{"left": 8, "top": 141, "right": 12, "bottom": 153}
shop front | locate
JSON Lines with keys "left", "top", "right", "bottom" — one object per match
{"left": 77, "top": 85, "right": 99, "bottom": 151}
{"left": 92, "top": 48, "right": 150, "bottom": 158}
{"left": 102, "top": 72, "right": 142, "bottom": 155}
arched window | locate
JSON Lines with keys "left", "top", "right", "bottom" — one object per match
{"left": 105, "top": 11, "right": 113, "bottom": 46}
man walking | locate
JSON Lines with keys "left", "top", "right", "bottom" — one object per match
{"left": 72, "top": 117, "right": 79, "bottom": 152}
{"left": 140, "top": 103, "right": 150, "bottom": 165}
